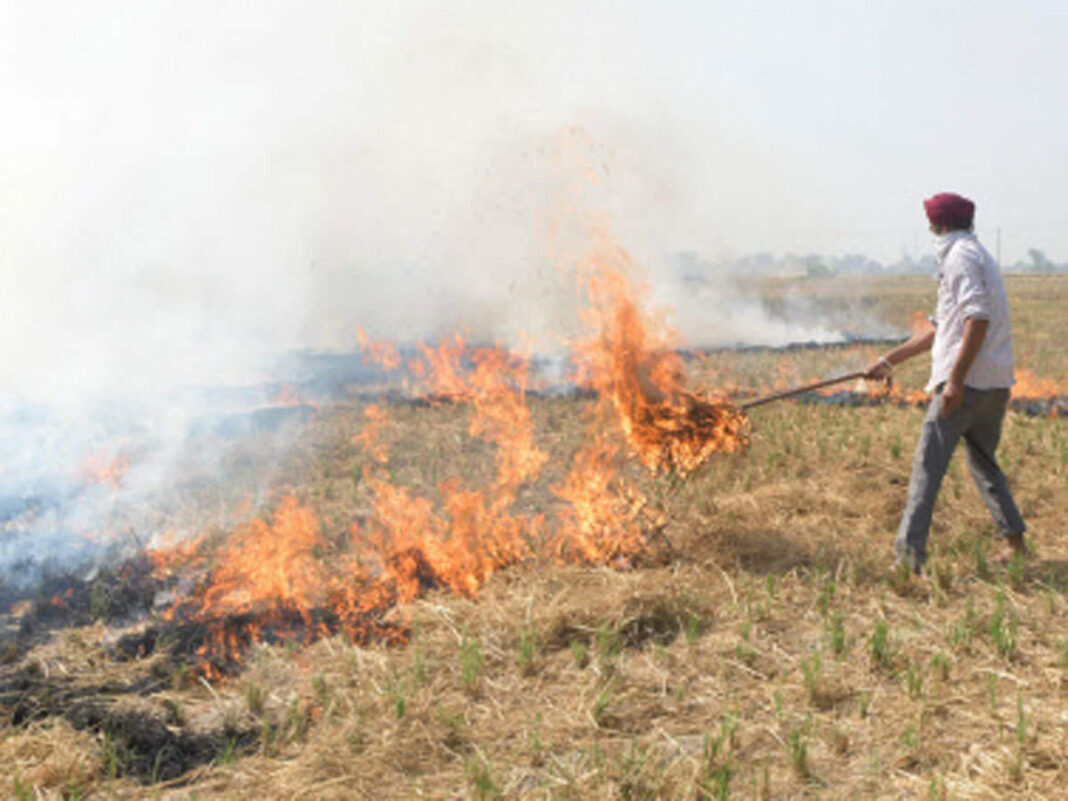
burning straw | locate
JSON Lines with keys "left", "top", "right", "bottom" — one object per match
{"left": 572, "top": 246, "right": 750, "bottom": 476}
{"left": 142, "top": 231, "right": 750, "bottom": 677}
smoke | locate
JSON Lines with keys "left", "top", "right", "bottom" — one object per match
{"left": 0, "top": 3, "right": 891, "bottom": 588}
{"left": 3, "top": 3, "right": 855, "bottom": 384}
{"left": 651, "top": 264, "right": 906, "bottom": 348}
{"left": 654, "top": 282, "right": 844, "bottom": 348}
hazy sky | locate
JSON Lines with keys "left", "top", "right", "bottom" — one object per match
{"left": 2, "top": 1, "right": 1066, "bottom": 392}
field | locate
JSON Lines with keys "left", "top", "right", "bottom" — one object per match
{"left": 4, "top": 273, "right": 1068, "bottom": 799}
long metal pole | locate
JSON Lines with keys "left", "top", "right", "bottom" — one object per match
{"left": 739, "top": 371, "right": 867, "bottom": 410}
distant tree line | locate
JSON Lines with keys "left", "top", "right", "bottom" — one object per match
{"left": 675, "top": 248, "right": 1068, "bottom": 279}
{"left": 1017, "top": 248, "right": 1067, "bottom": 273}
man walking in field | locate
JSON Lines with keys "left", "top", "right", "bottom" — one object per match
{"left": 866, "top": 192, "right": 1026, "bottom": 572}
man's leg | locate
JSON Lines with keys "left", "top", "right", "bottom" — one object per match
{"left": 896, "top": 392, "right": 966, "bottom": 570}
{"left": 962, "top": 388, "right": 1026, "bottom": 547}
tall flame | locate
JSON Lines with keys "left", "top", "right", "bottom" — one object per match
{"left": 571, "top": 228, "right": 750, "bottom": 475}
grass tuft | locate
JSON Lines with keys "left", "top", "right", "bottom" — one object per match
{"left": 989, "top": 586, "right": 1018, "bottom": 661}
{"left": 869, "top": 619, "right": 895, "bottom": 673}
{"left": 460, "top": 629, "right": 483, "bottom": 694}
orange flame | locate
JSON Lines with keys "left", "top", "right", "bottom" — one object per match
{"left": 272, "top": 384, "right": 300, "bottom": 407}
{"left": 148, "top": 533, "right": 206, "bottom": 578}
{"left": 353, "top": 403, "right": 391, "bottom": 464}
{"left": 1012, "top": 368, "right": 1068, "bottom": 400}
{"left": 153, "top": 229, "right": 752, "bottom": 677}
{"left": 551, "top": 436, "right": 644, "bottom": 564}
{"left": 79, "top": 451, "right": 130, "bottom": 489}
{"left": 571, "top": 230, "right": 750, "bottom": 475}
{"left": 270, "top": 383, "right": 321, "bottom": 413}
{"left": 198, "top": 497, "right": 327, "bottom": 619}
{"left": 357, "top": 327, "right": 401, "bottom": 370}
{"left": 910, "top": 310, "right": 932, "bottom": 336}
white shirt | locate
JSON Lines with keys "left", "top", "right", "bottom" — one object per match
{"left": 927, "top": 231, "right": 1015, "bottom": 392}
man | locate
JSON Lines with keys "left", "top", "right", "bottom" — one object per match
{"left": 866, "top": 192, "right": 1026, "bottom": 572}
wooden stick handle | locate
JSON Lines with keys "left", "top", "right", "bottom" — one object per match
{"left": 739, "top": 371, "right": 867, "bottom": 411}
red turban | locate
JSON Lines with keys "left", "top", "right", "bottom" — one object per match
{"left": 923, "top": 193, "right": 975, "bottom": 229}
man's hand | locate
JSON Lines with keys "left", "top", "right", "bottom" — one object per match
{"left": 942, "top": 317, "right": 988, "bottom": 417}
{"left": 864, "top": 357, "right": 893, "bottom": 381}
{"left": 940, "top": 378, "right": 964, "bottom": 416}
{"left": 865, "top": 322, "right": 935, "bottom": 384}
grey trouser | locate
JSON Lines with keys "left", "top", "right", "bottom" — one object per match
{"left": 897, "top": 385, "right": 1026, "bottom": 566}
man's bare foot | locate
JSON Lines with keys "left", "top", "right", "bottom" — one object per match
{"left": 993, "top": 534, "right": 1028, "bottom": 565}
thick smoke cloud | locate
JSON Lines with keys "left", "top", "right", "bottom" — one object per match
{"left": 2, "top": 2, "right": 855, "bottom": 402}
{"left": 1, "top": 3, "right": 869, "bottom": 587}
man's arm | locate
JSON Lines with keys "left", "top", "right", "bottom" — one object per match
{"left": 865, "top": 321, "right": 936, "bottom": 380}
{"left": 940, "top": 317, "right": 988, "bottom": 415}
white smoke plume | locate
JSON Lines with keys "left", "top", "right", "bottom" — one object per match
{"left": 0, "top": 3, "right": 889, "bottom": 588}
